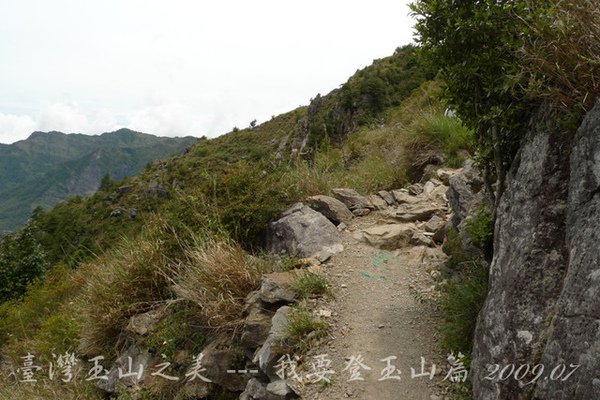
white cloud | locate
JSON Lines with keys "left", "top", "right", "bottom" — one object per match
{"left": 0, "top": 113, "right": 36, "bottom": 144}
{"left": 127, "top": 102, "right": 205, "bottom": 137}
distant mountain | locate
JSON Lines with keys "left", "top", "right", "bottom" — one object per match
{"left": 0, "top": 129, "right": 196, "bottom": 231}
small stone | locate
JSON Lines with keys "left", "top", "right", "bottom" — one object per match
{"left": 378, "top": 324, "right": 385, "bottom": 329}
{"left": 352, "top": 208, "right": 371, "bottom": 217}
{"left": 337, "top": 222, "right": 347, "bottom": 231}
{"left": 377, "top": 190, "right": 395, "bottom": 205}
{"left": 319, "top": 309, "right": 332, "bottom": 318}
{"left": 408, "top": 184, "right": 424, "bottom": 195}
{"left": 341, "top": 284, "right": 348, "bottom": 288}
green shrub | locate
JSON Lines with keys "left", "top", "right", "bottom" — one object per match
{"left": 0, "top": 225, "right": 48, "bottom": 302}
{"left": 282, "top": 305, "right": 328, "bottom": 352}
{"left": 440, "top": 260, "right": 489, "bottom": 355}
{"left": 404, "top": 113, "right": 474, "bottom": 169}
{"left": 292, "top": 272, "right": 331, "bottom": 299}
{"left": 465, "top": 206, "right": 494, "bottom": 257}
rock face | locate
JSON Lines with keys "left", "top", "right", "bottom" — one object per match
{"left": 472, "top": 103, "right": 600, "bottom": 399}
{"left": 267, "top": 203, "right": 343, "bottom": 258}
{"left": 446, "top": 160, "right": 486, "bottom": 228}
{"left": 305, "top": 195, "right": 354, "bottom": 225}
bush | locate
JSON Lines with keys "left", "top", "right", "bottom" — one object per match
{"left": 0, "top": 225, "right": 48, "bottom": 303}
{"left": 520, "top": 0, "right": 600, "bottom": 113}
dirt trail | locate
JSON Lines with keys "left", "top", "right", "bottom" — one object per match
{"left": 297, "top": 203, "right": 449, "bottom": 400}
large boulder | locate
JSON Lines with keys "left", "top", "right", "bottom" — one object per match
{"left": 305, "top": 195, "right": 353, "bottom": 225}
{"left": 331, "top": 188, "right": 374, "bottom": 211}
{"left": 472, "top": 103, "right": 600, "bottom": 399}
{"left": 267, "top": 203, "right": 343, "bottom": 258}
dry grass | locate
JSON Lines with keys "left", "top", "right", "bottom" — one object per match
{"left": 0, "top": 381, "right": 103, "bottom": 400}
{"left": 79, "top": 231, "right": 172, "bottom": 357}
{"left": 520, "top": 0, "right": 600, "bottom": 111}
{"left": 171, "top": 237, "right": 273, "bottom": 332}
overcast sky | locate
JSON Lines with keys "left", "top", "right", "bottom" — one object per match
{"left": 0, "top": 0, "right": 416, "bottom": 144}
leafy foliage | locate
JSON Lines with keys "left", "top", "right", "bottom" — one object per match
{"left": 0, "top": 224, "right": 48, "bottom": 302}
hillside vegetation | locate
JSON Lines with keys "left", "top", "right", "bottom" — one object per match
{"left": 0, "top": 129, "right": 196, "bottom": 232}
{"left": 0, "top": 45, "right": 477, "bottom": 399}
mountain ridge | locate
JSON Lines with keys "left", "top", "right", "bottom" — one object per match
{"left": 0, "top": 128, "right": 197, "bottom": 231}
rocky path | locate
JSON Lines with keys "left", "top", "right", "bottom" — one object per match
{"left": 295, "top": 184, "right": 452, "bottom": 400}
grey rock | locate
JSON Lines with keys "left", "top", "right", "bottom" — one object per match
{"left": 125, "top": 308, "right": 164, "bottom": 336}
{"left": 424, "top": 215, "right": 445, "bottom": 233}
{"left": 240, "top": 379, "right": 298, "bottom": 400}
{"left": 436, "top": 168, "right": 459, "bottom": 185}
{"left": 471, "top": 103, "right": 600, "bottom": 399}
{"left": 201, "top": 340, "right": 248, "bottom": 392}
{"left": 353, "top": 223, "right": 415, "bottom": 249}
{"left": 117, "top": 185, "right": 132, "bottom": 195}
{"left": 409, "top": 231, "right": 432, "bottom": 247}
{"left": 259, "top": 271, "right": 301, "bottom": 304}
{"left": 351, "top": 208, "right": 371, "bottom": 216}
{"left": 391, "top": 190, "right": 420, "bottom": 204}
{"left": 181, "top": 381, "right": 211, "bottom": 399}
{"left": 331, "top": 188, "right": 374, "bottom": 210}
{"left": 377, "top": 190, "right": 395, "bottom": 205}
{"left": 386, "top": 203, "right": 441, "bottom": 222}
{"left": 423, "top": 181, "right": 436, "bottom": 195}
{"left": 408, "top": 184, "right": 423, "bottom": 195}
{"left": 97, "top": 344, "right": 156, "bottom": 393}
{"left": 241, "top": 303, "right": 275, "bottom": 348}
{"left": 369, "top": 194, "right": 389, "bottom": 210}
{"left": 146, "top": 180, "right": 168, "bottom": 198}
{"left": 268, "top": 203, "right": 343, "bottom": 258}
{"left": 255, "top": 306, "right": 292, "bottom": 380}
{"left": 266, "top": 380, "right": 299, "bottom": 399}
{"left": 240, "top": 378, "right": 268, "bottom": 400}
{"left": 315, "top": 249, "right": 333, "bottom": 263}
{"left": 305, "top": 195, "right": 354, "bottom": 225}
{"left": 532, "top": 100, "right": 600, "bottom": 400}
{"left": 446, "top": 160, "right": 486, "bottom": 228}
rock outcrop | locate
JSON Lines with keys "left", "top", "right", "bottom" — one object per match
{"left": 471, "top": 102, "right": 600, "bottom": 399}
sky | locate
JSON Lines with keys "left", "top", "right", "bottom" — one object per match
{"left": 0, "top": 0, "right": 416, "bottom": 144}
